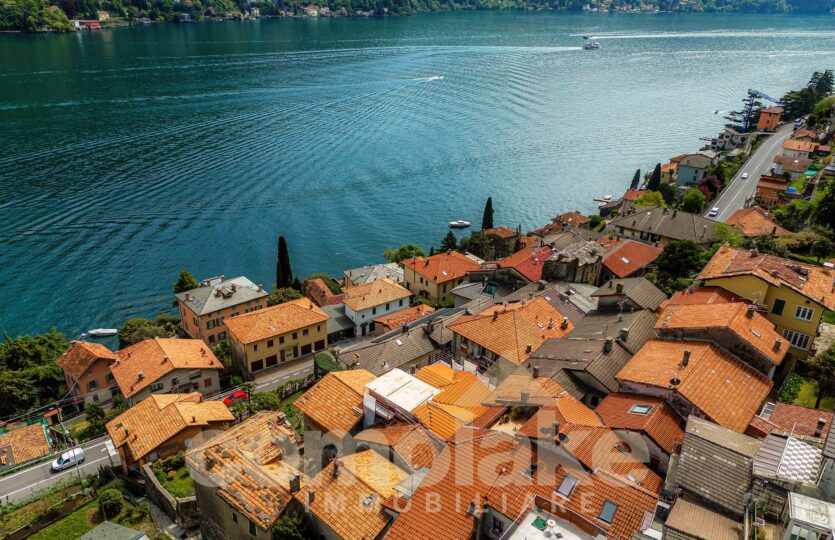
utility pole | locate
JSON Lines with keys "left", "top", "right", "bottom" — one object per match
{"left": 58, "top": 418, "right": 83, "bottom": 487}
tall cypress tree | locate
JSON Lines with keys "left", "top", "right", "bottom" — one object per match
{"left": 646, "top": 163, "right": 662, "bottom": 191}
{"left": 276, "top": 235, "right": 293, "bottom": 289}
{"left": 630, "top": 169, "right": 641, "bottom": 190}
{"left": 481, "top": 197, "right": 494, "bottom": 231}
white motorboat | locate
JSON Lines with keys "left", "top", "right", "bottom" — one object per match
{"left": 583, "top": 42, "right": 602, "bottom": 50}
{"left": 87, "top": 328, "right": 118, "bottom": 337}
{"left": 448, "top": 220, "right": 471, "bottom": 229}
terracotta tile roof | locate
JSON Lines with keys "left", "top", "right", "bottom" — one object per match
{"left": 342, "top": 278, "right": 411, "bottom": 312}
{"left": 656, "top": 302, "right": 788, "bottom": 365}
{"left": 294, "top": 369, "right": 374, "bottom": 434}
{"left": 665, "top": 499, "right": 741, "bottom": 540}
{"left": 432, "top": 372, "right": 490, "bottom": 410}
{"left": 661, "top": 163, "right": 677, "bottom": 173}
{"left": 793, "top": 129, "right": 818, "bottom": 140}
{"left": 402, "top": 251, "right": 481, "bottom": 285}
{"left": 664, "top": 286, "right": 741, "bottom": 307}
{"left": 304, "top": 278, "right": 344, "bottom": 307}
{"left": 595, "top": 393, "right": 685, "bottom": 454}
{"left": 385, "top": 430, "right": 520, "bottom": 540}
{"left": 106, "top": 393, "right": 233, "bottom": 461}
{"left": 299, "top": 450, "right": 407, "bottom": 540}
{"left": 486, "top": 375, "right": 603, "bottom": 429}
{"left": 623, "top": 188, "right": 646, "bottom": 201}
{"left": 762, "top": 106, "right": 784, "bottom": 114}
{"left": 354, "top": 423, "right": 443, "bottom": 470}
{"left": 0, "top": 422, "right": 51, "bottom": 466}
{"left": 185, "top": 411, "right": 303, "bottom": 531}
{"left": 57, "top": 341, "right": 117, "bottom": 380}
{"left": 495, "top": 245, "right": 554, "bottom": 282}
{"left": 225, "top": 297, "right": 329, "bottom": 345}
{"left": 413, "top": 401, "right": 484, "bottom": 440}
{"left": 482, "top": 226, "right": 518, "bottom": 239}
{"left": 698, "top": 245, "right": 835, "bottom": 310}
{"left": 783, "top": 139, "right": 817, "bottom": 153}
{"left": 111, "top": 338, "right": 223, "bottom": 398}
{"left": 601, "top": 239, "right": 662, "bottom": 278}
{"left": 373, "top": 304, "right": 434, "bottom": 330}
{"left": 448, "top": 297, "right": 573, "bottom": 366}
{"left": 616, "top": 339, "right": 772, "bottom": 432}
{"left": 774, "top": 154, "right": 814, "bottom": 174}
{"left": 759, "top": 402, "right": 834, "bottom": 440}
{"left": 726, "top": 208, "right": 790, "bottom": 238}
{"left": 414, "top": 363, "right": 457, "bottom": 389}
{"left": 553, "top": 211, "right": 591, "bottom": 227}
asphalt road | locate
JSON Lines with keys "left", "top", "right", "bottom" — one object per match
{"left": 707, "top": 124, "right": 793, "bottom": 222}
{"left": 0, "top": 437, "right": 119, "bottom": 504}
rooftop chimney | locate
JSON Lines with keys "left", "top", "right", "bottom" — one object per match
{"left": 532, "top": 366, "right": 539, "bottom": 378}
{"left": 603, "top": 337, "right": 613, "bottom": 353}
{"left": 308, "top": 491, "right": 315, "bottom": 505}
{"left": 492, "top": 311, "right": 499, "bottom": 321}
{"left": 231, "top": 284, "right": 237, "bottom": 292}
{"left": 537, "top": 280, "right": 546, "bottom": 291}
{"left": 289, "top": 475, "right": 301, "bottom": 494}
{"left": 774, "top": 338, "right": 782, "bottom": 351}
{"left": 547, "top": 318, "right": 553, "bottom": 330}
{"left": 746, "top": 304, "right": 756, "bottom": 318}
{"left": 185, "top": 292, "right": 190, "bottom": 301}
{"left": 520, "top": 389, "right": 531, "bottom": 403}
{"left": 137, "top": 371, "right": 144, "bottom": 381}
{"left": 560, "top": 317, "right": 569, "bottom": 330}
{"left": 525, "top": 344, "right": 532, "bottom": 353}
{"left": 619, "top": 328, "right": 629, "bottom": 342}
{"left": 616, "top": 281, "right": 624, "bottom": 293}
{"left": 258, "top": 284, "right": 264, "bottom": 292}
{"left": 332, "top": 459, "right": 341, "bottom": 477}
{"left": 681, "top": 350, "right": 691, "bottom": 367}
{"left": 220, "top": 275, "right": 225, "bottom": 282}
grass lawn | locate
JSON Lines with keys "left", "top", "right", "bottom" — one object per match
{"left": 155, "top": 466, "right": 195, "bottom": 498}
{"left": 793, "top": 379, "right": 835, "bottom": 411}
{"left": 0, "top": 481, "right": 83, "bottom": 537}
{"left": 824, "top": 310, "right": 835, "bottom": 325}
{"left": 69, "top": 409, "right": 122, "bottom": 443}
{"left": 28, "top": 502, "right": 96, "bottom": 540}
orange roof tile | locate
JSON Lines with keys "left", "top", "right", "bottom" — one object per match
{"left": 342, "top": 278, "right": 411, "bottom": 312}
{"left": 432, "top": 372, "right": 490, "bottom": 410}
{"left": 0, "top": 422, "right": 51, "bottom": 466}
{"left": 373, "top": 304, "right": 434, "bottom": 330}
{"left": 783, "top": 139, "right": 817, "bottom": 153}
{"left": 483, "top": 373, "right": 571, "bottom": 407}
{"left": 656, "top": 302, "right": 787, "bottom": 365}
{"left": 697, "top": 245, "right": 835, "bottom": 310}
{"left": 482, "top": 226, "right": 518, "bottom": 239}
{"left": 56, "top": 341, "right": 117, "bottom": 381}
{"left": 448, "top": 297, "right": 573, "bottom": 366}
{"left": 595, "top": 393, "right": 685, "bottom": 454}
{"left": 111, "top": 338, "right": 223, "bottom": 398}
{"left": 495, "top": 245, "right": 554, "bottom": 282}
{"left": 354, "top": 424, "right": 443, "bottom": 470}
{"left": 759, "top": 402, "right": 834, "bottom": 440}
{"left": 294, "top": 369, "right": 374, "bottom": 434}
{"left": 304, "top": 278, "right": 344, "bottom": 307}
{"left": 664, "top": 286, "right": 740, "bottom": 307}
{"left": 661, "top": 163, "right": 678, "bottom": 173}
{"left": 402, "top": 251, "right": 481, "bottom": 285}
{"left": 414, "top": 363, "right": 457, "bottom": 389}
{"left": 414, "top": 401, "right": 483, "bottom": 441}
{"left": 298, "top": 450, "right": 408, "bottom": 540}
{"left": 725, "top": 207, "right": 790, "bottom": 238}
{"left": 225, "top": 297, "right": 329, "bottom": 345}
{"left": 185, "top": 411, "right": 303, "bottom": 531}
{"left": 624, "top": 188, "right": 646, "bottom": 201}
{"left": 616, "top": 340, "right": 772, "bottom": 432}
{"left": 107, "top": 393, "right": 233, "bottom": 461}
{"left": 601, "top": 239, "right": 662, "bottom": 278}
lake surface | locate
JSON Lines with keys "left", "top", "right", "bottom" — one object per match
{"left": 1, "top": 12, "right": 834, "bottom": 338}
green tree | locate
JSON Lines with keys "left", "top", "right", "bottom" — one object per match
{"left": 85, "top": 403, "right": 106, "bottom": 434}
{"left": 658, "top": 182, "right": 677, "bottom": 206}
{"left": 98, "top": 489, "right": 124, "bottom": 518}
{"left": 173, "top": 269, "right": 200, "bottom": 294}
{"left": 814, "top": 186, "right": 835, "bottom": 231}
{"left": 440, "top": 231, "right": 458, "bottom": 252}
{"left": 0, "top": 328, "right": 69, "bottom": 418}
{"left": 267, "top": 287, "right": 303, "bottom": 306}
{"left": 712, "top": 223, "right": 743, "bottom": 248}
{"left": 248, "top": 392, "right": 282, "bottom": 413}
{"left": 481, "top": 196, "right": 494, "bottom": 231}
{"left": 383, "top": 244, "right": 425, "bottom": 264}
{"left": 645, "top": 163, "right": 662, "bottom": 191}
{"left": 276, "top": 235, "right": 293, "bottom": 289}
{"left": 630, "top": 169, "right": 641, "bottom": 190}
{"left": 805, "top": 343, "right": 835, "bottom": 409}
{"left": 680, "top": 188, "right": 707, "bottom": 214}
{"left": 655, "top": 240, "right": 702, "bottom": 283}
{"left": 742, "top": 235, "right": 789, "bottom": 258}
{"left": 273, "top": 511, "right": 313, "bottom": 540}
{"left": 811, "top": 237, "right": 833, "bottom": 262}
{"left": 211, "top": 340, "right": 231, "bottom": 367}
{"left": 305, "top": 273, "right": 342, "bottom": 294}
{"left": 633, "top": 190, "right": 665, "bottom": 208}
{"left": 118, "top": 317, "right": 174, "bottom": 348}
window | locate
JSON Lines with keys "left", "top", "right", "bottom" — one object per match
{"left": 772, "top": 299, "right": 785, "bottom": 315}
{"left": 795, "top": 306, "right": 814, "bottom": 321}
{"left": 302, "top": 329, "right": 309, "bottom": 337}
{"left": 207, "top": 320, "right": 214, "bottom": 329}
{"left": 279, "top": 336, "right": 285, "bottom": 345}
{"left": 184, "top": 438, "right": 193, "bottom": 448}
{"left": 208, "top": 335, "right": 215, "bottom": 344}
{"left": 150, "top": 381, "right": 164, "bottom": 392}
{"left": 399, "top": 299, "right": 404, "bottom": 307}
{"left": 92, "top": 394, "right": 100, "bottom": 402}
{"left": 251, "top": 360, "right": 264, "bottom": 372}
{"left": 232, "top": 513, "right": 238, "bottom": 523}
{"left": 171, "top": 377, "right": 179, "bottom": 387}
{"left": 629, "top": 404, "right": 653, "bottom": 415}
{"left": 218, "top": 331, "right": 226, "bottom": 340}
{"left": 193, "top": 317, "right": 198, "bottom": 327}
{"left": 189, "top": 370, "right": 201, "bottom": 380}
{"left": 556, "top": 475, "right": 577, "bottom": 497}
{"left": 267, "top": 340, "right": 274, "bottom": 348}
{"left": 317, "top": 325, "right": 321, "bottom": 332}
{"left": 599, "top": 501, "right": 618, "bottom": 524}
{"left": 106, "top": 373, "right": 115, "bottom": 384}
{"left": 385, "top": 303, "right": 390, "bottom": 310}
{"left": 784, "top": 329, "right": 811, "bottom": 350}
{"left": 249, "top": 519, "right": 256, "bottom": 536}
{"left": 491, "top": 517, "right": 504, "bottom": 535}
{"left": 253, "top": 344, "right": 258, "bottom": 352}
{"left": 372, "top": 307, "right": 377, "bottom": 315}
{"left": 292, "top": 332, "right": 298, "bottom": 340}
{"left": 87, "top": 380, "right": 99, "bottom": 391}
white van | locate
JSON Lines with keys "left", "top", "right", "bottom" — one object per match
{"left": 51, "top": 448, "right": 85, "bottom": 472}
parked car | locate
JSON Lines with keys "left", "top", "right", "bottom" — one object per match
{"left": 708, "top": 207, "right": 720, "bottom": 217}
{"left": 51, "top": 448, "right": 85, "bottom": 472}
{"left": 741, "top": 172, "right": 749, "bottom": 179}
{"left": 223, "top": 389, "right": 249, "bottom": 406}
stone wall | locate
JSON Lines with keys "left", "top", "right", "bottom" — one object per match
{"left": 141, "top": 463, "right": 199, "bottom": 530}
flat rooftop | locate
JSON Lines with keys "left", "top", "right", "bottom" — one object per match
{"left": 365, "top": 368, "right": 440, "bottom": 412}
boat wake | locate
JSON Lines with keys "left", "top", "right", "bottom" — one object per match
{"left": 414, "top": 75, "right": 444, "bottom": 82}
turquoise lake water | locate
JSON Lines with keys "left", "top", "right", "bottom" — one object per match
{"left": 1, "top": 12, "right": 835, "bottom": 337}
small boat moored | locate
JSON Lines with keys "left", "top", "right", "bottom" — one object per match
{"left": 448, "top": 220, "right": 471, "bottom": 229}
{"left": 582, "top": 34, "right": 593, "bottom": 39}
{"left": 87, "top": 328, "right": 118, "bottom": 338}
{"left": 583, "top": 42, "right": 602, "bottom": 50}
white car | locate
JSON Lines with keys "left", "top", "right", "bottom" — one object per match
{"left": 708, "top": 207, "right": 719, "bottom": 217}
{"left": 51, "top": 448, "right": 85, "bottom": 472}
{"left": 741, "top": 172, "right": 749, "bottom": 179}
